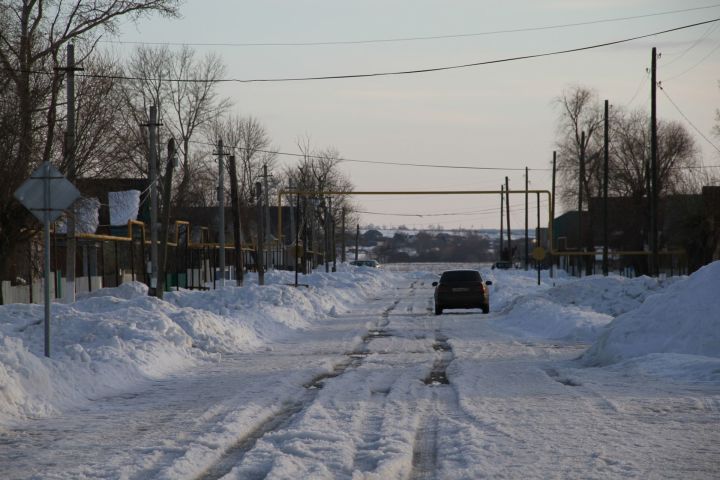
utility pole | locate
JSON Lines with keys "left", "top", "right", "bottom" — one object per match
{"left": 525, "top": 166, "right": 529, "bottom": 270}
{"left": 263, "top": 164, "right": 270, "bottom": 270}
{"left": 147, "top": 105, "right": 160, "bottom": 296}
{"left": 228, "top": 155, "right": 243, "bottom": 286}
{"left": 550, "top": 151, "right": 556, "bottom": 278}
{"left": 355, "top": 224, "right": 360, "bottom": 261}
{"left": 294, "top": 189, "right": 300, "bottom": 287}
{"left": 578, "top": 130, "right": 585, "bottom": 252}
{"left": 603, "top": 100, "right": 610, "bottom": 276}
{"left": 537, "top": 192, "right": 541, "bottom": 285}
{"left": 255, "top": 182, "right": 265, "bottom": 285}
{"left": 341, "top": 208, "right": 346, "bottom": 263}
{"left": 500, "top": 185, "right": 504, "bottom": 261}
{"left": 63, "top": 44, "right": 78, "bottom": 303}
{"left": 324, "top": 199, "right": 330, "bottom": 273}
{"left": 157, "top": 138, "right": 176, "bottom": 299}
{"left": 505, "top": 176, "right": 512, "bottom": 263}
{"left": 578, "top": 130, "right": 585, "bottom": 277}
{"left": 217, "top": 139, "right": 225, "bottom": 287}
{"left": 289, "top": 180, "right": 296, "bottom": 255}
{"left": 650, "top": 47, "right": 659, "bottom": 276}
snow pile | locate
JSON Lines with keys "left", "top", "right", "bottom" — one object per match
{"left": 487, "top": 271, "right": 677, "bottom": 342}
{"left": 109, "top": 190, "right": 140, "bottom": 225}
{"left": 583, "top": 261, "right": 720, "bottom": 366}
{"left": 0, "top": 266, "right": 396, "bottom": 426}
{"left": 546, "top": 274, "right": 679, "bottom": 316}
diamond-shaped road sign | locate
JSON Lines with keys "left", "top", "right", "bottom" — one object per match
{"left": 14, "top": 162, "right": 80, "bottom": 222}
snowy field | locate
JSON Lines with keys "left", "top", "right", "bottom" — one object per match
{"left": 1, "top": 262, "right": 719, "bottom": 479}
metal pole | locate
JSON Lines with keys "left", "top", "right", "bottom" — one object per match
{"left": 603, "top": 100, "right": 610, "bottom": 276}
{"left": 256, "top": 182, "right": 265, "bottom": 285}
{"left": 579, "top": 130, "right": 585, "bottom": 277}
{"left": 505, "top": 177, "right": 512, "bottom": 263}
{"left": 43, "top": 164, "right": 51, "bottom": 357}
{"left": 157, "top": 138, "right": 176, "bottom": 298}
{"left": 324, "top": 199, "right": 329, "bottom": 273}
{"left": 295, "top": 190, "right": 300, "bottom": 286}
{"left": 217, "top": 139, "right": 225, "bottom": 287}
{"left": 537, "top": 191, "right": 541, "bottom": 286}
{"left": 228, "top": 155, "right": 243, "bottom": 286}
{"left": 500, "top": 185, "right": 504, "bottom": 261}
{"left": 550, "top": 151, "right": 556, "bottom": 278}
{"left": 148, "top": 105, "right": 159, "bottom": 295}
{"left": 341, "top": 207, "right": 346, "bottom": 263}
{"left": 263, "top": 164, "right": 270, "bottom": 270}
{"left": 355, "top": 224, "right": 359, "bottom": 261}
{"left": 525, "top": 166, "right": 529, "bottom": 270}
{"left": 650, "top": 47, "right": 659, "bottom": 276}
{"left": 64, "top": 44, "right": 77, "bottom": 303}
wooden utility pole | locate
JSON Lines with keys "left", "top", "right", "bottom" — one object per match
{"left": 147, "top": 105, "right": 159, "bottom": 296}
{"left": 255, "top": 182, "right": 265, "bottom": 285}
{"left": 578, "top": 130, "right": 585, "bottom": 252}
{"left": 217, "top": 139, "right": 225, "bottom": 287}
{"left": 537, "top": 191, "right": 541, "bottom": 286}
{"left": 603, "top": 100, "right": 610, "bottom": 276}
{"left": 341, "top": 208, "right": 346, "bottom": 263}
{"left": 324, "top": 198, "right": 330, "bottom": 273}
{"left": 505, "top": 176, "right": 512, "bottom": 262}
{"left": 525, "top": 166, "right": 529, "bottom": 270}
{"left": 550, "top": 151, "right": 556, "bottom": 278}
{"left": 355, "top": 224, "right": 360, "bottom": 262}
{"left": 228, "top": 155, "right": 243, "bottom": 286}
{"left": 157, "top": 139, "right": 176, "bottom": 299}
{"left": 64, "top": 44, "right": 77, "bottom": 303}
{"left": 650, "top": 47, "right": 659, "bottom": 276}
{"left": 500, "top": 185, "right": 504, "bottom": 261}
{"left": 294, "top": 190, "right": 301, "bottom": 286}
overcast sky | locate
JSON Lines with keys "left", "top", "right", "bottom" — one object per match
{"left": 114, "top": 0, "right": 720, "bottom": 230}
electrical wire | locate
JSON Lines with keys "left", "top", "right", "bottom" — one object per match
{"left": 660, "top": 21, "right": 720, "bottom": 67}
{"left": 186, "top": 139, "right": 547, "bottom": 172}
{"left": 105, "top": 4, "right": 720, "bottom": 48}
{"left": 8, "top": 18, "right": 717, "bottom": 84}
{"left": 659, "top": 85, "right": 720, "bottom": 156}
{"left": 662, "top": 36, "right": 720, "bottom": 81}
{"left": 626, "top": 70, "right": 649, "bottom": 106}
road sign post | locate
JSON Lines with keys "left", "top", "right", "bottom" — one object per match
{"left": 14, "top": 162, "right": 80, "bottom": 357}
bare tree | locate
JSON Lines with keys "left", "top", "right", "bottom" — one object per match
{"left": 0, "top": 0, "right": 180, "bottom": 281}
{"left": 167, "top": 46, "right": 231, "bottom": 206}
{"left": 554, "top": 85, "right": 605, "bottom": 210}
{"left": 208, "top": 114, "right": 277, "bottom": 251}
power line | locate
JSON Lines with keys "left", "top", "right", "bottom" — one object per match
{"left": 9, "top": 18, "right": 718, "bottom": 84}
{"left": 662, "top": 36, "right": 720, "bottom": 81}
{"left": 659, "top": 85, "right": 720, "bottom": 156}
{"left": 661, "top": 21, "right": 720, "bottom": 67}
{"left": 105, "top": 4, "right": 720, "bottom": 48}
{"left": 185, "top": 139, "right": 546, "bottom": 171}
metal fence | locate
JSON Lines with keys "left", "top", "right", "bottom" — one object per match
{"left": 1, "top": 219, "right": 330, "bottom": 304}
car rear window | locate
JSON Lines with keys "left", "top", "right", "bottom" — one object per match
{"left": 440, "top": 271, "right": 481, "bottom": 282}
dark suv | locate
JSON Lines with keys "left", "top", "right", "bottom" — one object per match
{"left": 432, "top": 270, "right": 492, "bottom": 315}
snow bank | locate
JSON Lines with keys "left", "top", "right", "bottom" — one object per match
{"left": 488, "top": 271, "right": 677, "bottom": 343}
{"left": 583, "top": 261, "right": 720, "bottom": 366}
{"left": 0, "top": 267, "right": 396, "bottom": 426}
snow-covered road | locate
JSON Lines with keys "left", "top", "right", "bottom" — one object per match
{"left": 1, "top": 265, "right": 719, "bottom": 479}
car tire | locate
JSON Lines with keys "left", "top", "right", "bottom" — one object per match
{"left": 434, "top": 304, "right": 443, "bottom": 315}
{"left": 482, "top": 304, "right": 490, "bottom": 314}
